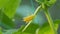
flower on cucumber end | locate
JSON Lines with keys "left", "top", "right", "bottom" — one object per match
{"left": 23, "top": 14, "right": 35, "bottom": 23}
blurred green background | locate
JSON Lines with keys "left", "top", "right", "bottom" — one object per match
{"left": 0, "top": 0, "right": 60, "bottom": 34}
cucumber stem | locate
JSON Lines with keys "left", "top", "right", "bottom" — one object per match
{"left": 22, "top": 5, "right": 42, "bottom": 32}
{"left": 44, "top": 8, "right": 57, "bottom": 34}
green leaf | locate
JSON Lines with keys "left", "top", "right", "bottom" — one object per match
{"left": 13, "top": 20, "right": 60, "bottom": 34}
{"left": 23, "top": 23, "right": 39, "bottom": 34}
{"left": 2, "top": 13, "right": 15, "bottom": 28}
{"left": 3, "top": 29, "right": 18, "bottom": 34}
{"left": 0, "top": 0, "right": 22, "bottom": 28}
{"left": 38, "top": 20, "right": 60, "bottom": 34}
{"left": 0, "top": 0, "right": 21, "bottom": 18}
{"left": 0, "top": 0, "right": 8, "bottom": 8}
{"left": 13, "top": 23, "right": 39, "bottom": 34}
{"left": 2, "top": 20, "right": 60, "bottom": 34}
{"left": 0, "top": 9, "right": 15, "bottom": 28}
{"left": 54, "top": 20, "right": 60, "bottom": 24}
{"left": 13, "top": 32, "right": 31, "bottom": 34}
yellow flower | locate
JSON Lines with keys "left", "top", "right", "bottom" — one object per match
{"left": 23, "top": 15, "right": 35, "bottom": 23}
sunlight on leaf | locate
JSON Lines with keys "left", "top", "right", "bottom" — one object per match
{"left": 38, "top": 20, "right": 59, "bottom": 34}
{"left": 0, "top": 0, "right": 21, "bottom": 18}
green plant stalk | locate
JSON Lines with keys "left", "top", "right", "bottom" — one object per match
{"left": 44, "top": 8, "right": 57, "bottom": 34}
{"left": 0, "top": 27, "right": 2, "bottom": 34}
{"left": 35, "top": 28, "right": 40, "bottom": 34}
{"left": 22, "top": 20, "right": 32, "bottom": 32}
{"left": 22, "top": 5, "right": 42, "bottom": 32}
{"left": 34, "top": 5, "right": 42, "bottom": 15}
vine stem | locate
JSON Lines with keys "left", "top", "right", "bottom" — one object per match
{"left": 22, "top": 5, "right": 42, "bottom": 32}
{"left": 35, "top": 28, "right": 40, "bottom": 34}
{"left": 44, "top": 8, "right": 57, "bottom": 34}
{"left": 22, "top": 20, "right": 32, "bottom": 32}
{"left": 0, "top": 27, "right": 2, "bottom": 34}
{"left": 33, "top": 5, "right": 41, "bottom": 15}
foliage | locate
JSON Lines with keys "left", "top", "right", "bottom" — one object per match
{"left": 0, "top": 0, "right": 60, "bottom": 34}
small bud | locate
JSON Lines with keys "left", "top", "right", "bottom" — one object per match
{"left": 23, "top": 15, "right": 34, "bottom": 23}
